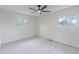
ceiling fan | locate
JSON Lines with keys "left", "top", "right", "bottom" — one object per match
{"left": 28, "top": 5, "right": 51, "bottom": 14}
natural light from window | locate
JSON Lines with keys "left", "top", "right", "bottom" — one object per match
{"left": 58, "top": 15, "right": 78, "bottom": 27}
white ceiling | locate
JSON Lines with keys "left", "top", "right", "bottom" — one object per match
{"left": 0, "top": 5, "right": 75, "bottom": 16}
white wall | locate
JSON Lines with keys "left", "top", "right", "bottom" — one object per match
{"left": 0, "top": 9, "right": 3, "bottom": 48}
{"left": 0, "top": 13, "right": 1, "bottom": 48}
{"left": 1, "top": 9, "right": 37, "bottom": 44}
{"left": 38, "top": 6, "right": 79, "bottom": 48}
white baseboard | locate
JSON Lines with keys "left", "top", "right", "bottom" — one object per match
{"left": 39, "top": 36, "right": 79, "bottom": 49}
{"left": 1, "top": 36, "right": 37, "bottom": 46}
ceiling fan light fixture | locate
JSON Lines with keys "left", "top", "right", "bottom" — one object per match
{"left": 38, "top": 10, "right": 41, "bottom": 13}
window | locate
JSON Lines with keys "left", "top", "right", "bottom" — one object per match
{"left": 58, "top": 15, "right": 78, "bottom": 27}
{"left": 16, "top": 19, "right": 27, "bottom": 28}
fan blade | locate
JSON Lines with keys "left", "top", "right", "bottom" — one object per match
{"left": 42, "top": 11, "right": 51, "bottom": 12}
{"left": 28, "top": 7, "right": 37, "bottom": 11}
{"left": 41, "top": 5, "right": 47, "bottom": 10}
